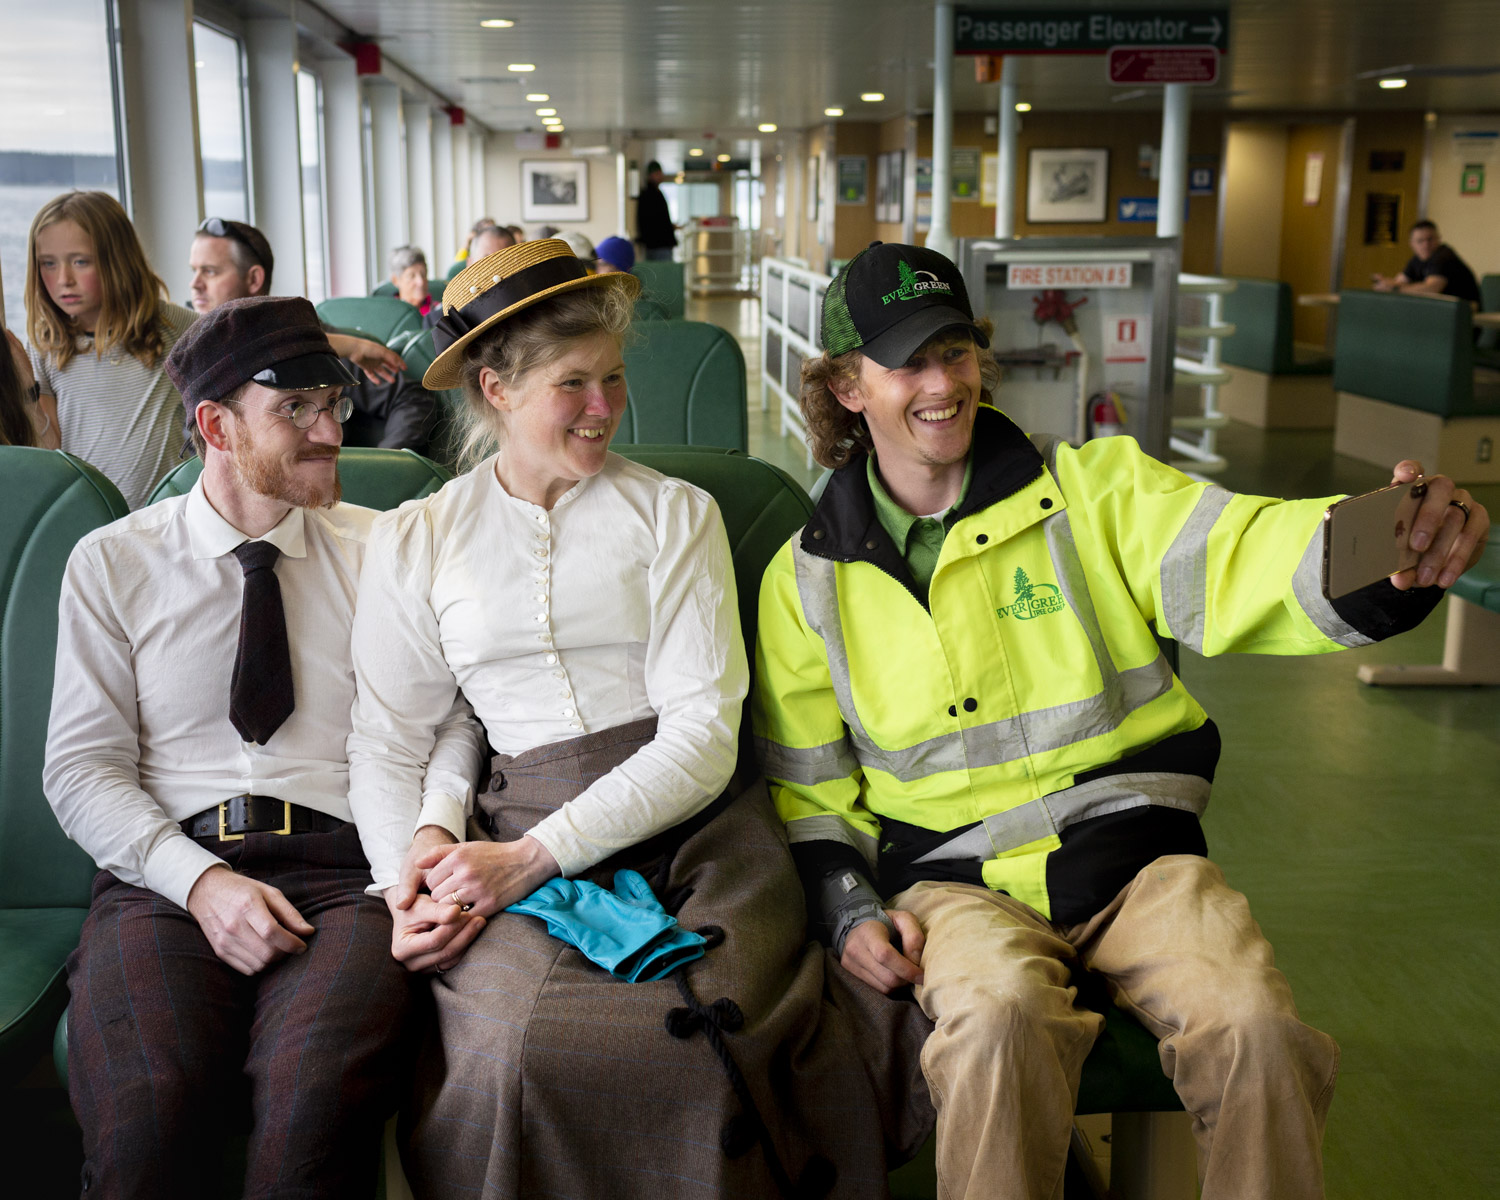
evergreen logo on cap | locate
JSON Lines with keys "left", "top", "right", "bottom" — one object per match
{"left": 882, "top": 260, "right": 956, "bottom": 306}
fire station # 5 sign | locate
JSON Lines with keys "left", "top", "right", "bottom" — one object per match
{"left": 1006, "top": 262, "right": 1133, "bottom": 288}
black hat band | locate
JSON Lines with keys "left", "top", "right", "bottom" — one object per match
{"left": 433, "top": 255, "right": 591, "bottom": 357}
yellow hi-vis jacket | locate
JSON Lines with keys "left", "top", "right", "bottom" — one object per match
{"left": 752, "top": 406, "right": 1437, "bottom": 925}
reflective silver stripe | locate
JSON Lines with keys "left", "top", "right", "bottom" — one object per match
{"left": 785, "top": 813, "right": 879, "bottom": 868}
{"left": 1291, "top": 523, "right": 1373, "bottom": 648}
{"left": 913, "top": 772, "right": 1211, "bottom": 864}
{"left": 755, "top": 735, "right": 860, "bottom": 787}
{"left": 1028, "top": 431, "right": 1066, "bottom": 475}
{"left": 793, "top": 520, "right": 1176, "bottom": 785}
{"left": 1159, "top": 486, "right": 1234, "bottom": 652}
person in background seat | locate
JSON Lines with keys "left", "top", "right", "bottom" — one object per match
{"left": 389, "top": 244, "right": 434, "bottom": 317}
{"left": 191, "top": 218, "right": 437, "bottom": 454}
{"left": 595, "top": 235, "right": 636, "bottom": 275}
{"left": 1373, "top": 219, "right": 1481, "bottom": 306}
{"left": 24, "top": 190, "right": 196, "bottom": 507}
{"left": 45, "top": 296, "right": 485, "bottom": 1199}
{"left": 753, "top": 240, "right": 1490, "bottom": 1200}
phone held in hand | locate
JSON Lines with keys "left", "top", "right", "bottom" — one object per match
{"left": 1321, "top": 480, "right": 1427, "bottom": 600}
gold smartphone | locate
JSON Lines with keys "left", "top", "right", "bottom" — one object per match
{"left": 1321, "top": 480, "right": 1427, "bottom": 600}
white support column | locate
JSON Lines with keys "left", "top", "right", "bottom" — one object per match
{"left": 432, "top": 116, "right": 456, "bottom": 266}
{"left": 368, "top": 81, "right": 408, "bottom": 276}
{"left": 470, "top": 133, "right": 488, "bottom": 225}
{"left": 404, "top": 98, "right": 436, "bottom": 264}
{"left": 245, "top": 16, "right": 305, "bottom": 295}
{"left": 995, "top": 57, "right": 1018, "bottom": 238}
{"left": 115, "top": 0, "right": 202, "bottom": 292}
{"left": 453, "top": 122, "right": 473, "bottom": 238}
{"left": 321, "top": 54, "right": 368, "bottom": 297}
{"left": 1156, "top": 83, "right": 1190, "bottom": 239}
{"left": 616, "top": 152, "right": 628, "bottom": 237}
{"left": 927, "top": 0, "right": 956, "bottom": 257}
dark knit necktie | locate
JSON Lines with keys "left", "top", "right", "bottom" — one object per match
{"left": 230, "top": 540, "right": 295, "bottom": 745}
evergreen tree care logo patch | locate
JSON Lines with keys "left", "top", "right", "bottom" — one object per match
{"left": 881, "top": 260, "right": 955, "bottom": 305}
{"left": 996, "top": 567, "right": 1067, "bottom": 621}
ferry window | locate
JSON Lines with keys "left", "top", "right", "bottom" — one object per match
{"left": 193, "top": 21, "right": 249, "bottom": 224}
{"left": 298, "top": 68, "right": 329, "bottom": 303}
{"left": 661, "top": 182, "right": 720, "bottom": 223}
{"left": 0, "top": 0, "right": 123, "bottom": 332}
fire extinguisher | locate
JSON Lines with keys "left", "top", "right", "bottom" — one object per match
{"left": 1088, "top": 392, "right": 1126, "bottom": 439}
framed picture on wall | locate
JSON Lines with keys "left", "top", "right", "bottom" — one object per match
{"left": 521, "top": 159, "right": 589, "bottom": 222}
{"left": 1025, "top": 147, "right": 1109, "bottom": 223}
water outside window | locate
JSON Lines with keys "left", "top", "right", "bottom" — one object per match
{"left": 0, "top": 0, "right": 122, "bottom": 333}
{"left": 193, "top": 22, "right": 249, "bottom": 224}
{"left": 298, "top": 69, "right": 329, "bottom": 303}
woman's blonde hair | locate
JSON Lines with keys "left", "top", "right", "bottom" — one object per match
{"left": 455, "top": 282, "right": 635, "bottom": 470}
{"left": 25, "top": 191, "right": 168, "bottom": 372}
{"left": 798, "top": 318, "right": 998, "bottom": 469}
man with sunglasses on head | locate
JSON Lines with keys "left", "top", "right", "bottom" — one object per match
{"left": 190, "top": 217, "right": 438, "bottom": 455}
{"left": 45, "top": 297, "right": 485, "bottom": 1198}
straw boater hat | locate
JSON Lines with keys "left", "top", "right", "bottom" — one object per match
{"left": 423, "top": 238, "right": 640, "bottom": 390}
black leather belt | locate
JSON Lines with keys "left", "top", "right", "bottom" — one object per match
{"left": 182, "top": 795, "right": 346, "bottom": 841}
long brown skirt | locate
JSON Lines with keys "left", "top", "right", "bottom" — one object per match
{"left": 403, "top": 718, "right": 933, "bottom": 1198}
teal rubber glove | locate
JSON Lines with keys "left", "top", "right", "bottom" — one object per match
{"left": 506, "top": 870, "right": 707, "bottom": 982}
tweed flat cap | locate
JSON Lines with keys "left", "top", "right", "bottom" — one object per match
{"left": 166, "top": 295, "right": 356, "bottom": 415}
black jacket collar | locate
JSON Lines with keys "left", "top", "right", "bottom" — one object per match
{"left": 800, "top": 405, "right": 1046, "bottom": 571}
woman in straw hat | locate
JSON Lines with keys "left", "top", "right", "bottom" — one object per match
{"left": 346, "top": 240, "right": 932, "bottom": 1197}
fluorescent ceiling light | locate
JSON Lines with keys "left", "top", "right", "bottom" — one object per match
{"left": 758, "top": 122, "right": 777, "bottom": 132}
{"left": 1379, "top": 78, "right": 1408, "bottom": 88}
{"left": 525, "top": 93, "right": 549, "bottom": 102}
{"left": 508, "top": 63, "right": 536, "bottom": 72}
{"left": 542, "top": 117, "right": 561, "bottom": 125}
{"left": 860, "top": 92, "right": 884, "bottom": 102}
{"left": 480, "top": 18, "right": 514, "bottom": 28}
{"left": 824, "top": 107, "right": 844, "bottom": 117}
{"left": 1015, "top": 102, "right": 1032, "bottom": 112}
{"left": 689, "top": 148, "right": 703, "bottom": 156}
{"left": 535, "top": 108, "right": 556, "bottom": 116}
{"left": 717, "top": 153, "right": 731, "bottom": 162}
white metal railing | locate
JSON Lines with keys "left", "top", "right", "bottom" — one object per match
{"left": 686, "top": 217, "right": 753, "bottom": 294}
{"left": 760, "top": 257, "right": 833, "bottom": 468}
{"left": 1172, "top": 274, "right": 1238, "bottom": 474}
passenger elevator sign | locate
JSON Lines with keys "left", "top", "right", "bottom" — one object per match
{"left": 953, "top": 9, "right": 1229, "bottom": 54}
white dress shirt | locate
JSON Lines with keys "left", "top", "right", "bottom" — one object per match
{"left": 347, "top": 452, "right": 748, "bottom": 890}
{"left": 44, "top": 480, "right": 485, "bottom": 910}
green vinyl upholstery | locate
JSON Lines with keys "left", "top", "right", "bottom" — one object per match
{"left": 1333, "top": 290, "right": 1500, "bottom": 417}
{"left": 618, "top": 320, "right": 748, "bottom": 451}
{"left": 1451, "top": 538, "right": 1500, "bottom": 612}
{"left": 0, "top": 449, "right": 129, "bottom": 1085}
{"left": 315, "top": 296, "right": 424, "bottom": 347}
{"left": 630, "top": 260, "right": 687, "bottom": 320}
{"left": 1222, "top": 277, "right": 1332, "bottom": 375}
{"left": 372, "top": 280, "right": 397, "bottom": 296}
{"left": 145, "top": 447, "right": 452, "bottom": 510}
{"left": 1476, "top": 275, "right": 1500, "bottom": 366}
{"left": 634, "top": 295, "right": 673, "bottom": 322}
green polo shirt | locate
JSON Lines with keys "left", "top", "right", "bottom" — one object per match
{"left": 867, "top": 454, "right": 974, "bottom": 601}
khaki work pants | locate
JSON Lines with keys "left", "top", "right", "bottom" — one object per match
{"left": 894, "top": 855, "right": 1338, "bottom": 1200}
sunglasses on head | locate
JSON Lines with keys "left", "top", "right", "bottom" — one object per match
{"left": 198, "top": 218, "right": 267, "bottom": 270}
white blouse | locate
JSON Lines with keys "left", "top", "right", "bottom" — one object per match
{"left": 347, "top": 452, "right": 748, "bottom": 890}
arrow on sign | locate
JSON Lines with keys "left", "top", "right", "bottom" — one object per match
{"left": 1191, "top": 15, "right": 1222, "bottom": 40}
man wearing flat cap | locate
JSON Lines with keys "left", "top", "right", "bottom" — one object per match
{"left": 45, "top": 297, "right": 485, "bottom": 1197}
{"left": 753, "top": 242, "right": 1490, "bottom": 1199}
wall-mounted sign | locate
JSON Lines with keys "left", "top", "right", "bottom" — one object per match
{"left": 954, "top": 8, "right": 1228, "bottom": 53}
{"left": 1462, "top": 163, "right": 1486, "bottom": 195}
{"left": 1303, "top": 152, "right": 1324, "bottom": 206}
{"left": 1104, "top": 315, "right": 1150, "bottom": 363}
{"left": 1188, "top": 164, "right": 1215, "bottom": 195}
{"left": 953, "top": 146, "right": 982, "bottom": 199}
{"left": 1118, "top": 196, "right": 1158, "bottom": 221}
{"left": 1107, "top": 45, "right": 1219, "bottom": 85}
{"left": 1363, "top": 192, "right": 1401, "bottom": 245}
{"left": 1452, "top": 130, "right": 1499, "bottom": 161}
{"left": 1006, "top": 262, "right": 1134, "bottom": 288}
{"left": 836, "top": 156, "right": 868, "bottom": 205}
{"left": 916, "top": 157, "right": 933, "bottom": 194}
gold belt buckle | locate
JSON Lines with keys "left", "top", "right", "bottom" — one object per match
{"left": 217, "top": 798, "right": 293, "bottom": 841}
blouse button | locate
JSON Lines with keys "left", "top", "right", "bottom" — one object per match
{"left": 535, "top": 594, "right": 547, "bottom": 604}
{"left": 534, "top": 613, "right": 547, "bottom": 623}
{"left": 545, "top": 653, "right": 558, "bottom": 664}
{"left": 571, "top": 721, "right": 583, "bottom": 730}
{"left": 563, "top": 707, "right": 575, "bottom": 718}
{"left": 534, "top": 548, "right": 547, "bottom": 559}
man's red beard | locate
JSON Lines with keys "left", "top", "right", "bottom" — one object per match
{"left": 231, "top": 417, "right": 342, "bottom": 508}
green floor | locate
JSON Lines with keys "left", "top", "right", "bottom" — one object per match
{"left": 697, "top": 294, "right": 1500, "bottom": 1200}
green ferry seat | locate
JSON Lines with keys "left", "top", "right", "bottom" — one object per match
{"left": 617, "top": 320, "right": 748, "bottom": 451}
{"left": 145, "top": 447, "right": 452, "bottom": 510}
{"left": 315, "top": 296, "right": 424, "bottom": 347}
{"left": 630, "top": 260, "right": 687, "bottom": 320}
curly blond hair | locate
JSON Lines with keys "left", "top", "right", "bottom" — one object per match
{"left": 798, "top": 318, "right": 998, "bottom": 469}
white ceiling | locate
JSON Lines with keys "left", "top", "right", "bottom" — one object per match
{"left": 307, "top": 0, "right": 1500, "bottom": 137}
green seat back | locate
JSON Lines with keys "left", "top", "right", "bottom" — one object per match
{"left": 630, "top": 260, "right": 687, "bottom": 319}
{"left": 612, "top": 447, "right": 812, "bottom": 659}
{"left": 618, "top": 320, "right": 748, "bottom": 451}
{"left": 1333, "top": 291, "right": 1493, "bottom": 416}
{"left": 446, "top": 257, "right": 468, "bottom": 281}
{"left": 1221, "top": 277, "right": 1331, "bottom": 375}
{"left": 1451, "top": 538, "right": 1500, "bottom": 611}
{"left": 1477, "top": 275, "right": 1500, "bottom": 352}
{"left": 634, "top": 295, "right": 672, "bottom": 322}
{"left": 429, "top": 278, "right": 446, "bottom": 304}
{"left": 316, "top": 296, "right": 424, "bottom": 346}
{"left": 145, "top": 447, "right": 452, "bottom": 510}
{"left": 0, "top": 449, "right": 130, "bottom": 909}
{"left": 371, "top": 280, "right": 397, "bottom": 297}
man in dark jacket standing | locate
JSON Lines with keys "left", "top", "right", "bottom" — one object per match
{"left": 635, "top": 160, "right": 678, "bottom": 261}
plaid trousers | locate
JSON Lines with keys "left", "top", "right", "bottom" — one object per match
{"left": 65, "top": 821, "right": 420, "bottom": 1199}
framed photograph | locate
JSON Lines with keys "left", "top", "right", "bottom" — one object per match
{"left": 521, "top": 159, "right": 588, "bottom": 222}
{"left": 1025, "top": 148, "right": 1109, "bottom": 223}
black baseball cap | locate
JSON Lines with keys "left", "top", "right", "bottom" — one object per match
{"left": 822, "top": 241, "right": 988, "bottom": 368}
